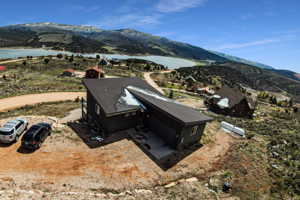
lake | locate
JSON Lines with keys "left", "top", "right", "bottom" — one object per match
{"left": 0, "top": 48, "right": 196, "bottom": 69}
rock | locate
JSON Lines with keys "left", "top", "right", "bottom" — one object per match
{"left": 164, "top": 182, "right": 177, "bottom": 188}
{"left": 48, "top": 117, "right": 58, "bottom": 123}
{"left": 52, "top": 123, "right": 66, "bottom": 129}
{"left": 185, "top": 177, "right": 198, "bottom": 183}
{"left": 208, "top": 177, "right": 223, "bottom": 192}
{"left": 134, "top": 189, "right": 152, "bottom": 194}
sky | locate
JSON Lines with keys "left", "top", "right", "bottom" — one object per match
{"left": 0, "top": 0, "right": 299, "bottom": 72}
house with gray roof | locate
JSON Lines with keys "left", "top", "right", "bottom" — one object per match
{"left": 82, "top": 77, "right": 213, "bottom": 164}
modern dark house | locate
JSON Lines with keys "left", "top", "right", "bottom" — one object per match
{"left": 82, "top": 77, "right": 213, "bottom": 164}
{"left": 205, "top": 86, "right": 256, "bottom": 118}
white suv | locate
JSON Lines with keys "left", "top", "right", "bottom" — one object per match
{"left": 0, "top": 118, "right": 28, "bottom": 143}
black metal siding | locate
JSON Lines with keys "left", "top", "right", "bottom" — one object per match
{"left": 144, "top": 105, "right": 184, "bottom": 149}
{"left": 102, "top": 112, "right": 142, "bottom": 133}
{"left": 179, "top": 123, "right": 206, "bottom": 148}
{"left": 86, "top": 91, "right": 142, "bottom": 134}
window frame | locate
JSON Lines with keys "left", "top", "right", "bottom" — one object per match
{"left": 191, "top": 125, "right": 198, "bottom": 136}
{"left": 95, "top": 104, "right": 101, "bottom": 116}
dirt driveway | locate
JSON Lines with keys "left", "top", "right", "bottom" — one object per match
{"left": 144, "top": 71, "right": 172, "bottom": 94}
{"left": 0, "top": 92, "right": 85, "bottom": 112}
{"left": 0, "top": 116, "right": 236, "bottom": 192}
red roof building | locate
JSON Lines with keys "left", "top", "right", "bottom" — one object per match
{"left": 64, "top": 69, "right": 75, "bottom": 73}
{"left": 85, "top": 67, "right": 105, "bottom": 79}
{"left": 0, "top": 66, "right": 6, "bottom": 71}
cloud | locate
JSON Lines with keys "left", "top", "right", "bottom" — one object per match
{"left": 155, "top": 31, "right": 177, "bottom": 37}
{"left": 71, "top": 5, "right": 102, "bottom": 13}
{"left": 90, "top": 14, "right": 162, "bottom": 29}
{"left": 215, "top": 39, "right": 281, "bottom": 50}
{"left": 156, "top": 0, "right": 207, "bottom": 13}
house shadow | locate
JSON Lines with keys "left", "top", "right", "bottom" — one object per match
{"left": 68, "top": 121, "right": 129, "bottom": 149}
{"left": 131, "top": 138, "right": 203, "bottom": 171}
{"left": 68, "top": 121, "right": 204, "bottom": 171}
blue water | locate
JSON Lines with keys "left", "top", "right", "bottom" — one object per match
{"left": 0, "top": 48, "right": 196, "bottom": 69}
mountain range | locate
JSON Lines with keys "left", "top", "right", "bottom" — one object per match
{"left": 0, "top": 22, "right": 227, "bottom": 62}
{"left": 0, "top": 22, "right": 299, "bottom": 85}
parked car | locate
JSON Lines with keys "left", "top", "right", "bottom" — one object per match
{"left": 0, "top": 118, "right": 28, "bottom": 143}
{"left": 21, "top": 123, "right": 52, "bottom": 150}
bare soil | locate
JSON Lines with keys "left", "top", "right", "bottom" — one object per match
{"left": 0, "top": 92, "right": 85, "bottom": 112}
{"left": 0, "top": 116, "right": 236, "bottom": 196}
{"left": 144, "top": 71, "right": 172, "bottom": 94}
{"left": 177, "top": 98, "right": 206, "bottom": 110}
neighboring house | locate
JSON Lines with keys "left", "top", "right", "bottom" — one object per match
{"left": 61, "top": 69, "right": 75, "bottom": 77}
{"left": 82, "top": 78, "right": 213, "bottom": 162}
{"left": 85, "top": 67, "right": 105, "bottom": 79}
{"left": 99, "top": 58, "right": 109, "bottom": 66}
{"left": 205, "top": 86, "right": 256, "bottom": 118}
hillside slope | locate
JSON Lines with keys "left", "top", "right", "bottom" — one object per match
{"left": 1, "top": 22, "right": 298, "bottom": 81}
{"left": 211, "top": 51, "right": 274, "bottom": 69}
{"left": 0, "top": 23, "right": 227, "bottom": 61}
{"left": 176, "top": 62, "right": 300, "bottom": 102}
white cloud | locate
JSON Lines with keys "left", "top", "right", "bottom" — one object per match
{"left": 90, "top": 14, "right": 162, "bottom": 29}
{"left": 155, "top": 31, "right": 176, "bottom": 37}
{"left": 71, "top": 5, "right": 102, "bottom": 13}
{"left": 215, "top": 39, "right": 281, "bottom": 50}
{"left": 156, "top": 0, "right": 207, "bottom": 13}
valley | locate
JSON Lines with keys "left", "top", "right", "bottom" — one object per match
{"left": 0, "top": 22, "right": 299, "bottom": 200}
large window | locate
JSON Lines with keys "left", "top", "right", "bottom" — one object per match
{"left": 191, "top": 126, "right": 198, "bottom": 136}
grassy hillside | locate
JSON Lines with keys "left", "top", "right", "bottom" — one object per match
{"left": 0, "top": 23, "right": 228, "bottom": 62}
{"left": 176, "top": 62, "right": 300, "bottom": 102}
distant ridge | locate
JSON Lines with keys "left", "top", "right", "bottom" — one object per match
{"left": 211, "top": 51, "right": 274, "bottom": 70}
{"left": 0, "top": 22, "right": 298, "bottom": 78}
{"left": 0, "top": 22, "right": 227, "bottom": 62}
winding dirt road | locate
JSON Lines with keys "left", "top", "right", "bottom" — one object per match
{"left": 0, "top": 58, "right": 32, "bottom": 65}
{"left": 0, "top": 70, "right": 168, "bottom": 112}
{"left": 0, "top": 92, "right": 85, "bottom": 112}
{"left": 143, "top": 70, "right": 172, "bottom": 94}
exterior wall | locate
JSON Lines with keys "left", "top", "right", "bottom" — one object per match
{"left": 101, "top": 112, "right": 142, "bottom": 133}
{"left": 143, "top": 105, "right": 184, "bottom": 149}
{"left": 85, "top": 70, "right": 99, "bottom": 79}
{"left": 179, "top": 123, "right": 206, "bottom": 149}
{"left": 231, "top": 99, "right": 254, "bottom": 118}
{"left": 86, "top": 91, "right": 141, "bottom": 134}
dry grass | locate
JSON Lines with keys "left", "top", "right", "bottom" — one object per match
{"left": 0, "top": 100, "right": 80, "bottom": 119}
